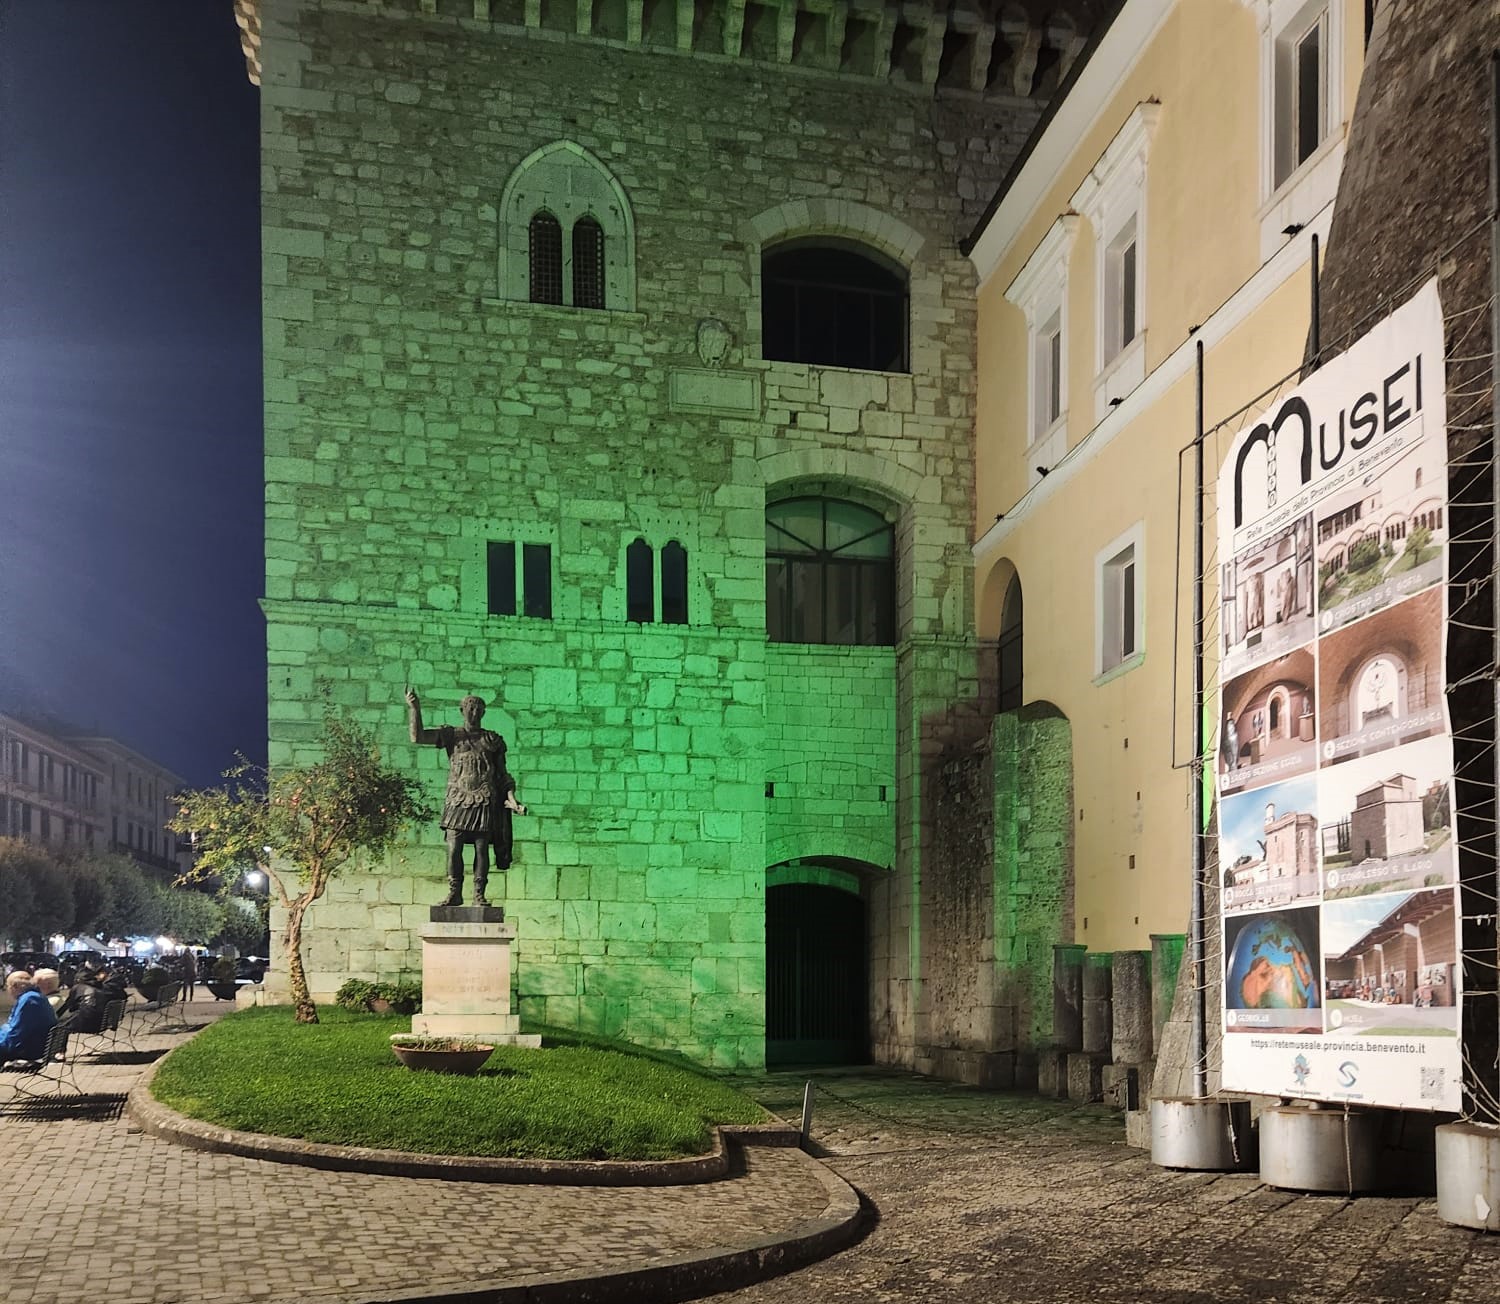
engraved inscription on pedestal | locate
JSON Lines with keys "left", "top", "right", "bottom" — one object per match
{"left": 410, "top": 920, "right": 541, "bottom": 1047}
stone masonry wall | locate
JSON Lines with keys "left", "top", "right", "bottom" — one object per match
{"left": 764, "top": 644, "right": 896, "bottom": 872}
{"left": 258, "top": 0, "right": 1041, "bottom": 1067}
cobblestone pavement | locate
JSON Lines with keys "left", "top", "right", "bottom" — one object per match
{"left": 708, "top": 1068, "right": 1500, "bottom": 1304}
{"left": 0, "top": 1003, "right": 832, "bottom": 1304}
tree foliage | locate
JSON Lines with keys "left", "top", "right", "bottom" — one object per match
{"left": 0, "top": 840, "right": 224, "bottom": 949}
{"left": 169, "top": 709, "right": 431, "bottom": 1023}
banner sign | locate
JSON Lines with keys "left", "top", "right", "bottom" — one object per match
{"left": 1215, "top": 280, "right": 1460, "bottom": 1111}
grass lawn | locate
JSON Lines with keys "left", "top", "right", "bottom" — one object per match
{"left": 150, "top": 1007, "right": 766, "bottom": 1160}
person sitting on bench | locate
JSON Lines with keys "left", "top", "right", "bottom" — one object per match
{"left": 54, "top": 966, "right": 115, "bottom": 1036}
{"left": 0, "top": 971, "right": 57, "bottom": 1066}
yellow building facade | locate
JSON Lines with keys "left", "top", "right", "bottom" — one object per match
{"left": 969, "top": 0, "right": 1368, "bottom": 953}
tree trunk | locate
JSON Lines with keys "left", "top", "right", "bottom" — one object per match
{"left": 284, "top": 897, "right": 318, "bottom": 1024}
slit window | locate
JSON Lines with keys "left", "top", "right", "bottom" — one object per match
{"left": 661, "top": 541, "right": 689, "bottom": 624}
{"left": 626, "top": 538, "right": 654, "bottom": 623}
{"left": 572, "top": 216, "right": 605, "bottom": 310}
{"left": 528, "top": 211, "right": 563, "bottom": 304}
{"left": 522, "top": 543, "right": 553, "bottom": 619}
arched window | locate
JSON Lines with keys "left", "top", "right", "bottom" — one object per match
{"left": 500, "top": 141, "right": 636, "bottom": 310}
{"left": 572, "top": 216, "right": 605, "bottom": 310}
{"left": 997, "top": 575, "right": 1023, "bottom": 711}
{"left": 762, "top": 240, "right": 909, "bottom": 372}
{"left": 626, "top": 538, "right": 654, "bottom": 623}
{"left": 662, "top": 540, "right": 689, "bottom": 625}
{"left": 766, "top": 497, "right": 894, "bottom": 645}
{"left": 528, "top": 211, "right": 563, "bottom": 304}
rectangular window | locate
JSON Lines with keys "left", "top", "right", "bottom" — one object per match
{"left": 522, "top": 543, "right": 553, "bottom": 619}
{"left": 1101, "top": 542, "right": 1140, "bottom": 673}
{"left": 40, "top": 810, "right": 50, "bottom": 840}
{"left": 1274, "top": 4, "right": 1329, "bottom": 188}
{"left": 1032, "top": 309, "right": 1063, "bottom": 440}
{"left": 487, "top": 541, "right": 517, "bottom": 616}
{"left": 21, "top": 803, "right": 32, "bottom": 835}
{"left": 1104, "top": 218, "right": 1139, "bottom": 364}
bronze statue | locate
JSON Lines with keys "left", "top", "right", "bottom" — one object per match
{"left": 405, "top": 688, "right": 526, "bottom": 907}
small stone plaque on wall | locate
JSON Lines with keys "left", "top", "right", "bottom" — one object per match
{"left": 669, "top": 367, "right": 761, "bottom": 417}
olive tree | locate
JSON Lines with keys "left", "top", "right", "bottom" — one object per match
{"left": 169, "top": 710, "right": 430, "bottom": 1023}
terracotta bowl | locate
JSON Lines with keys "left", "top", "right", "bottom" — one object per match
{"left": 390, "top": 1043, "right": 495, "bottom": 1075}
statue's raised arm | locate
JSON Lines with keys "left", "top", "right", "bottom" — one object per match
{"left": 405, "top": 686, "right": 441, "bottom": 745}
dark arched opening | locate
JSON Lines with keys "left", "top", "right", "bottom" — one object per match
{"left": 766, "top": 882, "right": 868, "bottom": 1066}
{"left": 997, "top": 573, "right": 1023, "bottom": 712}
{"left": 761, "top": 239, "right": 909, "bottom": 372}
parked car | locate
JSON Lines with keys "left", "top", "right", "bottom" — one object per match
{"left": 58, "top": 949, "right": 107, "bottom": 984}
{"left": 0, "top": 950, "right": 61, "bottom": 977}
{"left": 235, "top": 956, "right": 268, "bottom": 982}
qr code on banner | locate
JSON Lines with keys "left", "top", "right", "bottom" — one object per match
{"left": 1420, "top": 1067, "right": 1446, "bottom": 1101}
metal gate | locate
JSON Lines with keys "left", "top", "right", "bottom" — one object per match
{"left": 765, "top": 883, "right": 868, "bottom": 1066}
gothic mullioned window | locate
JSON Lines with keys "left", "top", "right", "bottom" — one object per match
{"left": 624, "top": 538, "right": 691, "bottom": 625}
{"left": 766, "top": 497, "right": 894, "bottom": 646}
{"left": 500, "top": 141, "right": 636, "bottom": 310}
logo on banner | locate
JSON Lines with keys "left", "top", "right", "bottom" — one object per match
{"left": 1292, "top": 1054, "right": 1311, "bottom": 1088}
{"left": 1337, "top": 1061, "right": 1358, "bottom": 1088}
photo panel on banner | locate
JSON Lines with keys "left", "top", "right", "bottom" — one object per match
{"left": 1214, "top": 279, "right": 1460, "bottom": 1112}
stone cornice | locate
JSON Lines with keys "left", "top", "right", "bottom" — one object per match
{"left": 235, "top": 0, "right": 1094, "bottom": 97}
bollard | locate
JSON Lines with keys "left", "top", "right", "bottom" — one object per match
{"left": 800, "top": 1080, "right": 814, "bottom": 1145}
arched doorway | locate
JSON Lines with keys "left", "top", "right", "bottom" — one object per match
{"left": 765, "top": 879, "right": 868, "bottom": 1066}
{"left": 998, "top": 574, "right": 1023, "bottom": 711}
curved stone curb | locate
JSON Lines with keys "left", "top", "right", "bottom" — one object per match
{"left": 129, "top": 1049, "right": 801, "bottom": 1186}
{"left": 297, "top": 1148, "right": 867, "bottom": 1304}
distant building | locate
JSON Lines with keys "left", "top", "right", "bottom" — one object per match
{"left": 70, "top": 736, "right": 193, "bottom": 877}
{"left": 1350, "top": 772, "right": 1424, "bottom": 862}
{"left": 0, "top": 711, "right": 191, "bottom": 877}
{"left": 0, "top": 713, "right": 106, "bottom": 853}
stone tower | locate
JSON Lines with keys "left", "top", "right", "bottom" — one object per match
{"left": 240, "top": 0, "right": 1089, "bottom": 1069}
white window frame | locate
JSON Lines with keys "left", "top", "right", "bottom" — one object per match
{"left": 1072, "top": 102, "right": 1159, "bottom": 421}
{"left": 1005, "top": 214, "right": 1079, "bottom": 480}
{"left": 1244, "top": 0, "right": 1346, "bottom": 261}
{"left": 1094, "top": 521, "right": 1146, "bottom": 681}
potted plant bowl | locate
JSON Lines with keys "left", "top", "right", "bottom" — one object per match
{"left": 206, "top": 957, "right": 240, "bottom": 1001}
{"left": 390, "top": 1035, "right": 494, "bottom": 1075}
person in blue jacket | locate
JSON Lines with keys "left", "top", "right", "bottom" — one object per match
{"left": 0, "top": 970, "right": 58, "bottom": 1065}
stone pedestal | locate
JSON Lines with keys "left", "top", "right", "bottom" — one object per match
{"left": 1052, "top": 944, "right": 1086, "bottom": 1051}
{"left": 1111, "top": 949, "right": 1154, "bottom": 1063}
{"left": 409, "top": 917, "right": 541, "bottom": 1047}
{"left": 1081, "top": 951, "right": 1113, "bottom": 1055}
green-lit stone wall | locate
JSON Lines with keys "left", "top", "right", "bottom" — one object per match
{"left": 765, "top": 645, "right": 897, "bottom": 872}
{"left": 992, "top": 704, "right": 1075, "bottom": 1056}
{"left": 256, "top": 0, "right": 1043, "bottom": 1069}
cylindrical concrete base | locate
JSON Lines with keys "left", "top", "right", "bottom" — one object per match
{"left": 1260, "top": 1106, "right": 1381, "bottom": 1192}
{"left": 1151, "top": 1097, "right": 1256, "bottom": 1171}
{"left": 1436, "top": 1122, "right": 1500, "bottom": 1230}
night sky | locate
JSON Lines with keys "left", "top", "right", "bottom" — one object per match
{"left": 0, "top": 1, "right": 264, "bottom": 788}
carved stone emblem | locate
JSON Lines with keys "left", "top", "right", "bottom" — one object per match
{"left": 695, "top": 317, "right": 732, "bottom": 368}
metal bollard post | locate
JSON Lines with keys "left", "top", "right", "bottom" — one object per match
{"left": 800, "top": 1080, "right": 814, "bottom": 1145}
